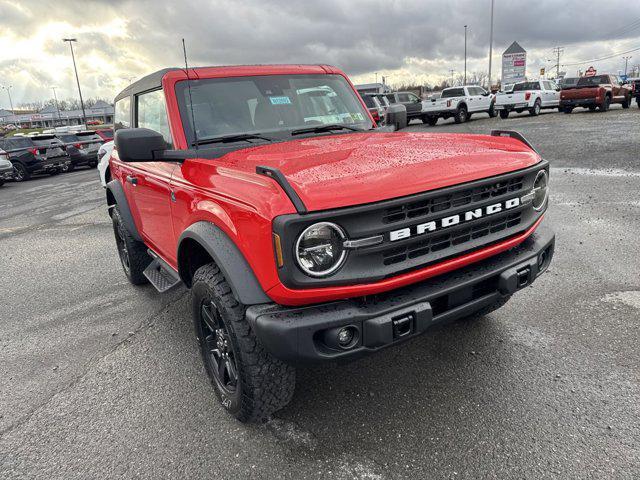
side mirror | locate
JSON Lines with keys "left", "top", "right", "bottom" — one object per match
{"left": 385, "top": 103, "right": 408, "bottom": 131}
{"left": 115, "top": 128, "right": 167, "bottom": 162}
{"left": 482, "top": 92, "right": 490, "bottom": 96}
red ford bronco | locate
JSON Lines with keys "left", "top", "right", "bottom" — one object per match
{"left": 107, "top": 65, "right": 554, "bottom": 422}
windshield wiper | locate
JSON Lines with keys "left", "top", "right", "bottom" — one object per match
{"left": 193, "top": 133, "right": 273, "bottom": 146}
{"left": 290, "top": 124, "right": 365, "bottom": 136}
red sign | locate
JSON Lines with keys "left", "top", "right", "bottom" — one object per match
{"left": 513, "top": 60, "right": 526, "bottom": 67}
{"left": 585, "top": 66, "right": 597, "bottom": 77}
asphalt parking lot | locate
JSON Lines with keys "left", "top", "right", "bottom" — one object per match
{"left": 1, "top": 105, "right": 639, "bottom": 479}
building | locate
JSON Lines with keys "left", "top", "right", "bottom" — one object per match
{"left": 0, "top": 101, "right": 114, "bottom": 128}
{"left": 355, "top": 82, "right": 392, "bottom": 94}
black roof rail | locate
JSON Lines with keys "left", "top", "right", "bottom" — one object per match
{"left": 256, "top": 165, "right": 307, "bottom": 214}
{"left": 490, "top": 130, "right": 539, "bottom": 155}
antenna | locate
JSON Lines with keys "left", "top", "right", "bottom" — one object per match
{"left": 182, "top": 38, "right": 198, "bottom": 149}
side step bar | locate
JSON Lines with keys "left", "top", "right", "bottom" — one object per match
{"left": 143, "top": 251, "right": 182, "bottom": 293}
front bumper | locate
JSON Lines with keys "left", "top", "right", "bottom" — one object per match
{"left": 247, "top": 224, "right": 555, "bottom": 364}
{"left": 0, "top": 165, "right": 14, "bottom": 180}
{"left": 70, "top": 152, "right": 99, "bottom": 167}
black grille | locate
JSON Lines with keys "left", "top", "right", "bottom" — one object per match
{"left": 382, "top": 212, "right": 522, "bottom": 265}
{"left": 382, "top": 176, "right": 524, "bottom": 224}
{"left": 273, "top": 162, "right": 548, "bottom": 289}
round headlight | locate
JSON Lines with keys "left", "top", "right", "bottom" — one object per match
{"left": 295, "top": 222, "right": 347, "bottom": 277}
{"left": 532, "top": 170, "right": 549, "bottom": 211}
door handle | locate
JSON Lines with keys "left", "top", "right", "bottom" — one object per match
{"left": 126, "top": 175, "right": 138, "bottom": 186}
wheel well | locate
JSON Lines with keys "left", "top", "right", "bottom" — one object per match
{"left": 458, "top": 103, "right": 467, "bottom": 110}
{"left": 105, "top": 166, "right": 111, "bottom": 184}
{"left": 178, "top": 238, "right": 215, "bottom": 288}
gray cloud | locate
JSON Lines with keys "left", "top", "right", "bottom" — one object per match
{"left": 1, "top": 0, "right": 639, "bottom": 105}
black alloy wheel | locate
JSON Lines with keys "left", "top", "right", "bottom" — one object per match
{"left": 199, "top": 300, "right": 239, "bottom": 396}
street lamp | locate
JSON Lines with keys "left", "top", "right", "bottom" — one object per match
{"left": 488, "top": 0, "right": 495, "bottom": 89}
{"left": 62, "top": 38, "right": 87, "bottom": 127}
{"left": 51, "top": 86, "right": 63, "bottom": 126}
{"left": 464, "top": 25, "right": 468, "bottom": 85}
{"left": 1, "top": 85, "right": 14, "bottom": 114}
{"left": 622, "top": 56, "right": 632, "bottom": 76}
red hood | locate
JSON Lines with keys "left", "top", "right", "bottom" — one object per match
{"left": 220, "top": 132, "right": 541, "bottom": 212}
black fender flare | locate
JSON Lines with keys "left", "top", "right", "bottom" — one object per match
{"left": 178, "top": 221, "right": 271, "bottom": 305}
{"left": 105, "top": 179, "right": 143, "bottom": 242}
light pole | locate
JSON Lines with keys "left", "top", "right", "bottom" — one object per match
{"left": 51, "top": 86, "right": 63, "bottom": 126}
{"left": 449, "top": 69, "right": 455, "bottom": 86}
{"left": 62, "top": 38, "right": 87, "bottom": 126}
{"left": 622, "top": 56, "right": 632, "bottom": 76}
{"left": 464, "top": 25, "right": 468, "bottom": 85}
{"left": 1, "top": 85, "right": 14, "bottom": 114}
{"left": 488, "top": 0, "right": 495, "bottom": 89}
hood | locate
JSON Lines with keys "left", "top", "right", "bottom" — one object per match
{"left": 220, "top": 132, "right": 541, "bottom": 212}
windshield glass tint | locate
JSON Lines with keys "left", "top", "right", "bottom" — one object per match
{"left": 176, "top": 74, "right": 373, "bottom": 144}
{"left": 441, "top": 88, "right": 464, "bottom": 98}
{"left": 577, "top": 75, "right": 608, "bottom": 87}
{"left": 513, "top": 82, "right": 540, "bottom": 91}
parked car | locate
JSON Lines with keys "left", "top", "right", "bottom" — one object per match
{"left": 560, "top": 74, "right": 632, "bottom": 113}
{"left": 384, "top": 91, "right": 424, "bottom": 122}
{"left": 629, "top": 78, "right": 640, "bottom": 108}
{"left": 97, "top": 140, "right": 114, "bottom": 187}
{"left": 0, "top": 148, "right": 15, "bottom": 186}
{"left": 55, "top": 131, "right": 103, "bottom": 171}
{"left": 495, "top": 80, "right": 560, "bottom": 118}
{"left": 0, "top": 135, "right": 68, "bottom": 181}
{"left": 95, "top": 128, "right": 114, "bottom": 141}
{"left": 107, "top": 65, "right": 554, "bottom": 423}
{"left": 86, "top": 119, "right": 103, "bottom": 126}
{"left": 422, "top": 86, "right": 496, "bottom": 125}
{"left": 360, "top": 94, "right": 385, "bottom": 123}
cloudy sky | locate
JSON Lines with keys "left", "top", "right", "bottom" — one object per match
{"left": 1, "top": 0, "right": 639, "bottom": 107}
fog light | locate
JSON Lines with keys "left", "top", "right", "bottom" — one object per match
{"left": 338, "top": 327, "right": 355, "bottom": 347}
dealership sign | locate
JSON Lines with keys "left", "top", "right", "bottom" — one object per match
{"left": 585, "top": 66, "right": 597, "bottom": 77}
{"left": 502, "top": 41, "right": 527, "bottom": 84}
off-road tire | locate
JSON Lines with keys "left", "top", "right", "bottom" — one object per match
{"left": 88, "top": 161, "right": 98, "bottom": 168}
{"left": 563, "top": 107, "right": 573, "bottom": 114}
{"left": 529, "top": 99, "right": 541, "bottom": 116}
{"left": 459, "top": 295, "right": 512, "bottom": 322}
{"left": 0, "top": 179, "right": 4, "bottom": 187}
{"left": 192, "top": 263, "right": 296, "bottom": 423}
{"left": 13, "top": 163, "right": 30, "bottom": 182}
{"left": 588, "top": 105, "right": 597, "bottom": 111}
{"left": 111, "top": 205, "right": 150, "bottom": 285}
{"left": 454, "top": 105, "right": 468, "bottom": 124}
{"left": 599, "top": 95, "right": 610, "bottom": 112}
{"left": 621, "top": 95, "right": 630, "bottom": 109}
{"left": 488, "top": 102, "right": 497, "bottom": 117}
{"left": 499, "top": 110, "right": 510, "bottom": 119}
{"left": 427, "top": 116, "right": 438, "bottom": 126}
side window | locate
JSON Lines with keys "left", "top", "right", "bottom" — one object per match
{"left": 385, "top": 94, "right": 395, "bottom": 104}
{"left": 114, "top": 97, "right": 131, "bottom": 131}
{"left": 397, "top": 93, "right": 411, "bottom": 103}
{"left": 408, "top": 93, "right": 420, "bottom": 102}
{"left": 136, "top": 89, "right": 172, "bottom": 146}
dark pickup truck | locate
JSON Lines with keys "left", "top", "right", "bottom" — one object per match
{"left": 560, "top": 74, "right": 633, "bottom": 113}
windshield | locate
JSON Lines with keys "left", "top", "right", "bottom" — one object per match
{"left": 561, "top": 78, "right": 578, "bottom": 87}
{"left": 513, "top": 82, "right": 540, "bottom": 91}
{"left": 176, "top": 74, "right": 373, "bottom": 145}
{"left": 441, "top": 88, "right": 465, "bottom": 98}
{"left": 577, "top": 75, "right": 609, "bottom": 87}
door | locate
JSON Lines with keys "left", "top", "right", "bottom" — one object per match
{"left": 400, "top": 92, "right": 422, "bottom": 117}
{"left": 610, "top": 76, "right": 623, "bottom": 102}
{"left": 545, "top": 81, "right": 560, "bottom": 106}
{"left": 127, "top": 88, "right": 178, "bottom": 263}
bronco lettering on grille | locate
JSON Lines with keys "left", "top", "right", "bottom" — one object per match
{"left": 389, "top": 197, "right": 521, "bottom": 242}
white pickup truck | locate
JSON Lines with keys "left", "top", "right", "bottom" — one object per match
{"left": 421, "top": 86, "right": 496, "bottom": 125}
{"left": 494, "top": 80, "right": 561, "bottom": 118}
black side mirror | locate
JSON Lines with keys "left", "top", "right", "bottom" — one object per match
{"left": 115, "top": 128, "right": 167, "bottom": 162}
{"left": 385, "top": 103, "right": 408, "bottom": 131}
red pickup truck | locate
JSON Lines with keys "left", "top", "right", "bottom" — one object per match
{"left": 107, "top": 65, "right": 554, "bottom": 422}
{"left": 560, "top": 74, "right": 633, "bottom": 113}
